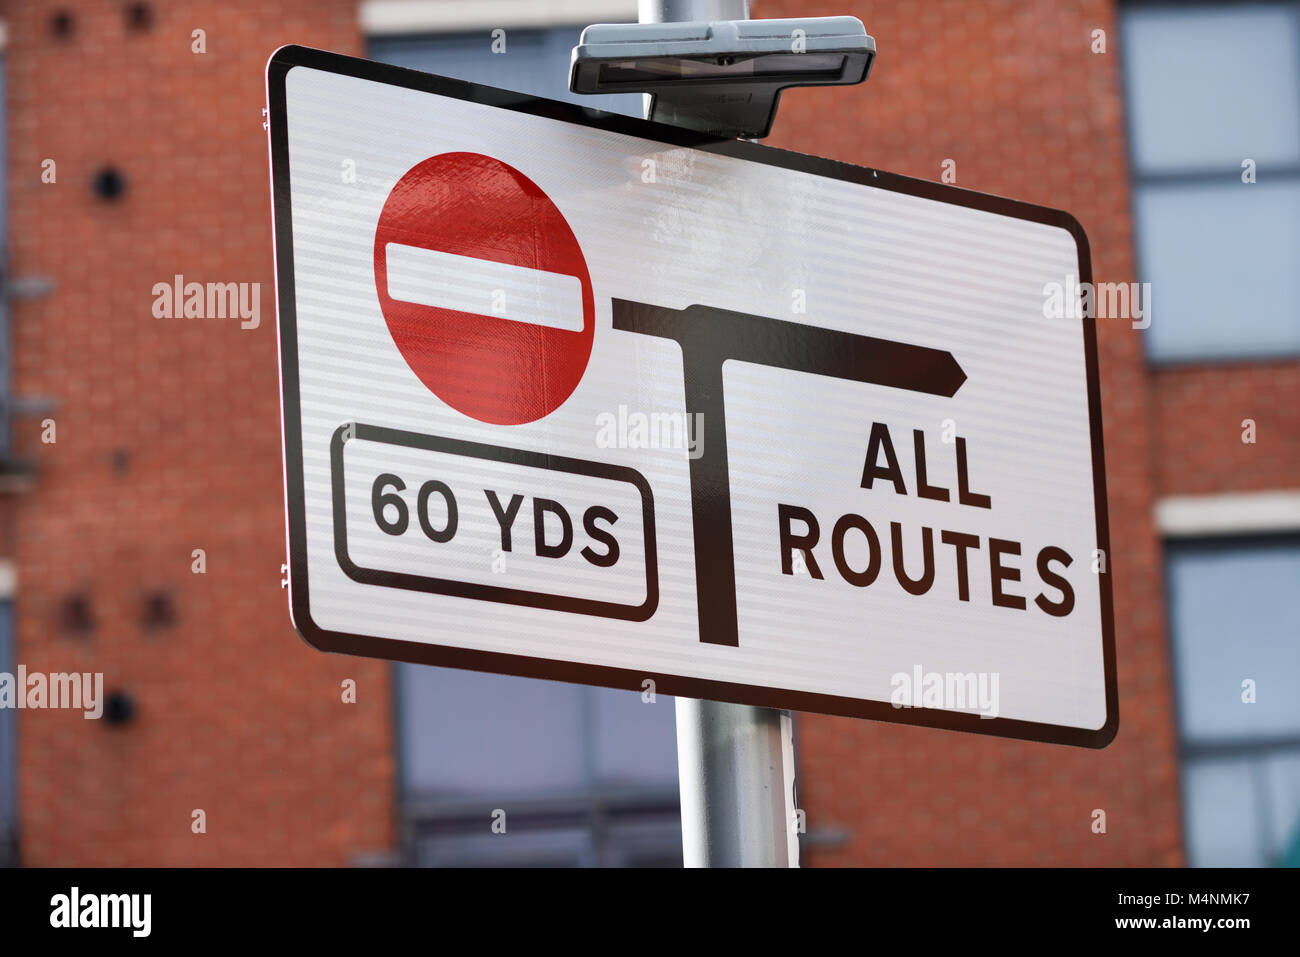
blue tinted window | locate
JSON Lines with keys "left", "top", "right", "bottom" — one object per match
{"left": 1122, "top": 4, "right": 1300, "bottom": 362}
{"left": 1166, "top": 536, "right": 1300, "bottom": 866}
{"left": 395, "top": 665, "right": 680, "bottom": 867}
{"left": 1183, "top": 757, "right": 1269, "bottom": 866}
{"left": 1124, "top": 5, "right": 1300, "bottom": 172}
{"left": 1168, "top": 539, "right": 1300, "bottom": 740}
{"left": 1135, "top": 180, "right": 1300, "bottom": 362}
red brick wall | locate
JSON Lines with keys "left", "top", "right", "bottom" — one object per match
{"left": 6, "top": 0, "right": 393, "bottom": 866}
{"left": 1152, "top": 362, "right": 1300, "bottom": 497}
{"left": 756, "top": 0, "right": 1185, "bottom": 865}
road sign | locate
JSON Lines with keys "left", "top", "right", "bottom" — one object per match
{"left": 267, "top": 46, "right": 1116, "bottom": 748}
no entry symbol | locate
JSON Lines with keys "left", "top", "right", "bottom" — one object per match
{"left": 374, "top": 152, "right": 595, "bottom": 425}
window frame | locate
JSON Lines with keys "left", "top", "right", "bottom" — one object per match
{"left": 1159, "top": 521, "right": 1300, "bottom": 866}
{"left": 1121, "top": 0, "right": 1300, "bottom": 366}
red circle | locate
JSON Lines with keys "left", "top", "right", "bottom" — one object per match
{"left": 374, "top": 152, "right": 595, "bottom": 425}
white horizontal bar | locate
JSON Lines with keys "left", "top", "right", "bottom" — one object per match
{"left": 360, "top": 0, "right": 636, "bottom": 35}
{"left": 1156, "top": 490, "right": 1300, "bottom": 538}
{"left": 385, "top": 243, "right": 585, "bottom": 332}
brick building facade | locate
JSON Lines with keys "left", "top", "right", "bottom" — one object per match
{"left": 1, "top": 0, "right": 1295, "bottom": 866}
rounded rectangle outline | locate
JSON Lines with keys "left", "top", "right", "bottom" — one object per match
{"left": 331, "top": 423, "right": 659, "bottom": 621}
{"left": 267, "top": 44, "right": 1118, "bottom": 749}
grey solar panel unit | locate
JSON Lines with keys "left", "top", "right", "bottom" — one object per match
{"left": 569, "top": 16, "right": 875, "bottom": 139}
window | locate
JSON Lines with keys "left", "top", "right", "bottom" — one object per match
{"left": 1165, "top": 535, "right": 1300, "bottom": 865}
{"left": 1122, "top": 3, "right": 1300, "bottom": 362}
{"left": 370, "top": 26, "right": 678, "bottom": 866}
{"left": 396, "top": 667, "right": 681, "bottom": 867}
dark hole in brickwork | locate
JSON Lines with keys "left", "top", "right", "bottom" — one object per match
{"left": 51, "top": 11, "right": 75, "bottom": 39}
{"left": 93, "top": 167, "right": 127, "bottom": 202}
{"left": 110, "top": 448, "right": 130, "bottom": 473}
{"left": 59, "top": 593, "right": 95, "bottom": 636}
{"left": 103, "top": 690, "right": 135, "bottom": 726}
{"left": 142, "top": 591, "right": 177, "bottom": 631}
{"left": 124, "top": 3, "right": 153, "bottom": 31}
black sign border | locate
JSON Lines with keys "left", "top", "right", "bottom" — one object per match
{"left": 267, "top": 44, "right": 1117, "bottom": 749}
{"left": 331, "top": 423, "right": 659, "bottom": 621}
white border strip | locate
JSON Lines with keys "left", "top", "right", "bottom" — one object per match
{"left": 1156, "top": 490, "right": 1300, "bottom": 538}
{"left": 0, "top": 20, "right": 8, "bottom": 51}
{"left": 361, "top": 0, "right": 636, "bottom": 35}
{"left": 0, "top": 560, "right": 15, "bottom": 600}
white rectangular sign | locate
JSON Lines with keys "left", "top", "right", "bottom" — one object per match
{"left": 267, "top": 46, "right": 1116, "bottom": 747}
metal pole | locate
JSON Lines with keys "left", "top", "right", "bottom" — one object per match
{"left": 674, "top": 700, "right": 797, "bottom": 867}
{"left": 638, "top": 0, "right": 799, "bottom": 869}
{"left": 638, "top": 0, "right": 749, "bottom": 21}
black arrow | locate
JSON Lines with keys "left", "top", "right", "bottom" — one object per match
{"left": 612, "top": 298, "right": 966, "bottom": 646}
